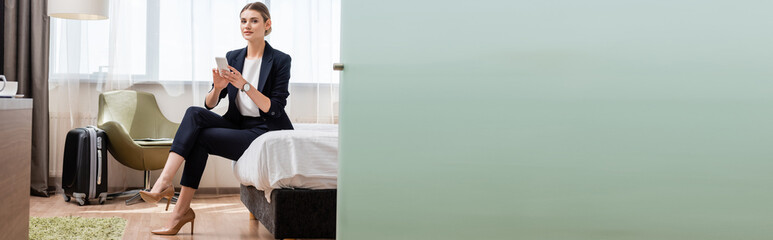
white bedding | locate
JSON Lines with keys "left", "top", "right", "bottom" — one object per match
{"left": 232, "top": 123, "right": 338, "bottom": 202}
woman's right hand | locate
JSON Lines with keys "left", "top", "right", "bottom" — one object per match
{"left": 212, "top": 68, "right": 229, "bottom": 90}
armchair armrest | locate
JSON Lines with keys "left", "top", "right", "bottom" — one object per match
{"left": 98, "top": 121, "right": 145, "bottom": 170}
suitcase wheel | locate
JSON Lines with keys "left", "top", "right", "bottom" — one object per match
{"left": 63, "top": 194, "right": 71, "bottom": 202}
{"left": 76, "top": 197, "right": 86, "bottom": 206}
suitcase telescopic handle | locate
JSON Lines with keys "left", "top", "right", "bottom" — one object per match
{"left": 97, "top": 137, "right": 103, "bottom": 185}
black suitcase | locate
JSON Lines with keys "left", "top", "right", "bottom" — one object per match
{"left": 61, "top": 126, "right": 109, "bottom": 206}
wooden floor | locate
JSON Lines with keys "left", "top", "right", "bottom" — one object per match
{"left": 30, "top": 193, "right": 283, "bottom": 240}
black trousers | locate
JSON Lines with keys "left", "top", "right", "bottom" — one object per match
{"left": 169, "top": 106, "right": 267, "bottom": 189}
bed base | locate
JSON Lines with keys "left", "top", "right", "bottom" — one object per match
{"left": 240, "top": 185, "right": 336, "bottom": 239}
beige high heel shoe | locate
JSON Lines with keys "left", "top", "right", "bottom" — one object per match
{"left": 151, "top": 208, "right": 196, "bottom": 235}
{"left": 139, "top": 184, "right": 175, "bottom": 211}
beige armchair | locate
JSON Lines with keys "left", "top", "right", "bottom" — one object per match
{"left": 98, "top": 90, "right": 179, "bottom": 204}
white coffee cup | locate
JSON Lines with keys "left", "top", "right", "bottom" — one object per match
{"left": 0, "top": 77, "right": 18, "bottom": 97}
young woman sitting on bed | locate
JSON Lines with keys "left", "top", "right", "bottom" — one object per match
{"left": 137, "top": 2, "right": 294, "bottom": 235}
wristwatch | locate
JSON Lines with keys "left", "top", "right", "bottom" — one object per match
{"left": 241, "top": 83, "right": 251, "bottom": 92}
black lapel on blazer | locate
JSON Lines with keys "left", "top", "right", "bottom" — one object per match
{"left": 257, "top": 41, "right": 275, "bottom": 92}
{"left": 232, "top": 47, "right": 248, "bottom": 74}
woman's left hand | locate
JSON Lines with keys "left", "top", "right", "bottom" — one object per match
{"left": 223, "top": 66, "right": 248, "bottom": 89}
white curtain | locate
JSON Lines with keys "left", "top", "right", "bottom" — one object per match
{"left": 269, "top": 0, "right": 341, "bottom": 123}
{"left": 48, "top": 0, "right": 340, "bottom": 192}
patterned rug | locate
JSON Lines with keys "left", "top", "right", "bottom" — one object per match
{"left": 29, "top": 216, "right": 126, "bottom": 240}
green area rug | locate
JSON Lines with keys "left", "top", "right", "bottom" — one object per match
{"left": 29, "top": 216, "right": 126, "bottom": 240}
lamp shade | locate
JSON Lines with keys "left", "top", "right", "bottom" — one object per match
{"left": 48, "top": 0, "right": 109, "bottom": 20}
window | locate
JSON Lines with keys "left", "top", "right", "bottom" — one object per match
{"left": 50, "top": 0, "right": 341, "bottom": 84}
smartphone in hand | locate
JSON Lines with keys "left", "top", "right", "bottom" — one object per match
{"left": 215, "top": 57, "right": 230, "bottom": 75}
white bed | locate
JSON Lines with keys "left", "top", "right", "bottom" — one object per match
{"left": 232, "top": 123, "right": 339, "bottom": 201}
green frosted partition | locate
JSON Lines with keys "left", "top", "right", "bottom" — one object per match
{"left": 338, "top": 1, "right": 773, "bottom": 239}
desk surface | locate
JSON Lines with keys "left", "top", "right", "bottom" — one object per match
{"left": 0, "top": 98, "right": 32, "bottom": 110}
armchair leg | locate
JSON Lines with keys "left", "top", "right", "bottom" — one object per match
{"left": 104, "top": 188, "right": 145, "bottom": 205}
{"left": 125, "top": 189, "right": 147, "bottom": 205}
{"left": 105, "top": 171, "right": 179, "bottom": 205}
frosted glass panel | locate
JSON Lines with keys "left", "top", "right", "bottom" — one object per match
{"left": 338, "top": 1, "right": 773, "bottom": 239}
